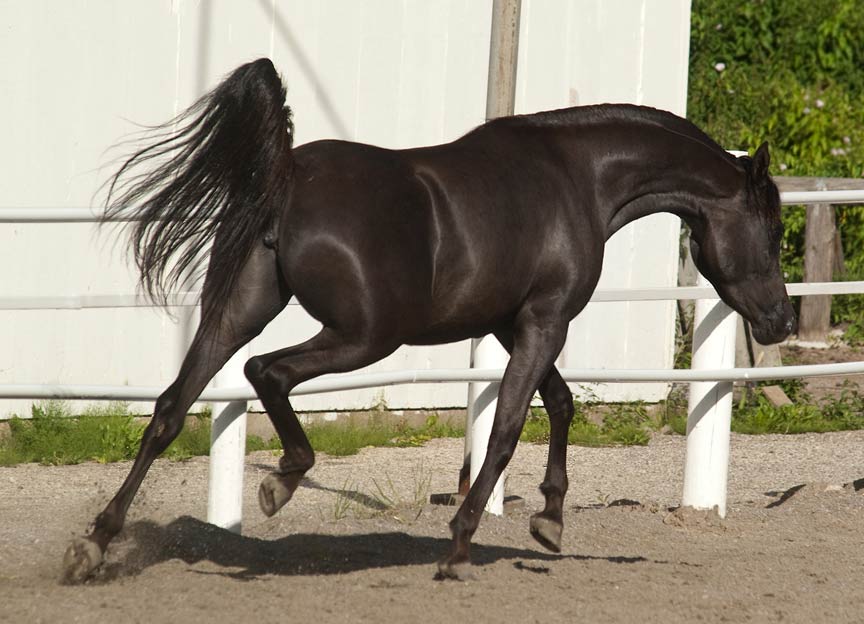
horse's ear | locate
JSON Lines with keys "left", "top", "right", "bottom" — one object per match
{"left": 753, "top": 142, "right": 770, "bottom": 179}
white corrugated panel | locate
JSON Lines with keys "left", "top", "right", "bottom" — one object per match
{"left": 517, "top": 0, "right": 691, "bottom": 402}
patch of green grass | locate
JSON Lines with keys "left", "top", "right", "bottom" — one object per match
{"left": 0, "top": 401, "right": 145, "bottom": 466}
{"left": 658, "top": 389, "right": 690, "bottom": 435}
{"left": 6, "top": 382, "right": 864, "bottom": 467}
{"left": 162, "top": 411, "right": 213, "bottom": 461}
{"left": 0, "top": 401, "right": 215, "bottom": 466}
{"left": 304, "top": 413, "right": 464, "bottom": 457}
{"left": 521, "top": 400, "right": 658, "bottom": 447}
{"left": 733, "top": 380, "right": 864, "bottom": 434}
{"left": 304, "top": 419, "right": 394, "bottom": 457}
{"left": 0, "top": 403, "right": 467, "bottom": 466}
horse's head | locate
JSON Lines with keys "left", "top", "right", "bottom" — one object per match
{"left": 688, "top": 143, "right": 796, "bottom": 345}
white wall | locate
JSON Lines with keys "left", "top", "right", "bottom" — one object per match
{"left": 0, "top": 0, "right": 691, "bottom": 416}
{"left": 515, "top": 0, "right": 691, "bottom": 402}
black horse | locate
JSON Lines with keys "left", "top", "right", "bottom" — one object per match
{"left": 63, "top": 58, "right": 795, "bottom": 582}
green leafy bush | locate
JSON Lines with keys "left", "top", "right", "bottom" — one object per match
{"left": 690, "top": 0, "right": 864, "bottom": 333}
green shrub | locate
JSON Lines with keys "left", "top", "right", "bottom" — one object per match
{"left": 690, "top": 0, "right": 864, "bottom": 335}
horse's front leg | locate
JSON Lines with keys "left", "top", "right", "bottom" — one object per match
{"left": 494, "top": 330, "right": 574, "bottom": 552}
{"left": 437, "top": 310, "right": 568, "bottom": 580}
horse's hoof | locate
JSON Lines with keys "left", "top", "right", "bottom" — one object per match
{"left": 61, "top": 538, "right": 103, "bottom": 584}
{"left": 258, "top": 472, "right": 296, "bottom": 517}
{"left": 529, "top": 514, "right": 563, "bottom": 553}
{"left": 435, "top": 557, "right": 476, "bottom": 581}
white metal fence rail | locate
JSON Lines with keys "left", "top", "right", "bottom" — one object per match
{"left": 2, "top": 187, "right": 864, "bottom": 530}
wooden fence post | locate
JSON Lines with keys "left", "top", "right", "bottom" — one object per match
{"left": 798, "top": 181, "right": 835, "bottom": 343}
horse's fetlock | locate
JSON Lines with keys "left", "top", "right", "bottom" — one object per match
{"left": 540, "top": 479, "right": 567, "bottom": 499}
{"left": 279, "top": 449, "right": 315, "bottom": 473}
{"left": 93, "top": 510, "right": 123, "bottom": 540}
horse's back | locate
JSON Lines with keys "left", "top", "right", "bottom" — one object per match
{"left": 282, "top": 134, "right": 599, "bottom": 343}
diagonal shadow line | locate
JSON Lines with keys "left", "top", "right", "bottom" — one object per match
{"left": 93, "top": 516, "right": 695, "bottom": 583}
{"left": 765, "top": 484, "right": 806, "bottom": 508}
{"left": 684, "top": 381, "right": 732, "bottom": 432}
{"left": 258, "top": 0, "right": 352, "bottom": 139}
{"left": 692, "top": 300, "right": 735, "bottom": 353}
{"left": 245, "top": 468, "right": 389, "bottom": 512}
{"left": 301, "top": 477, "right": 388, "bottom": 511}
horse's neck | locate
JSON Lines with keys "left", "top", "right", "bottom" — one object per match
{"left": 580, "top": 128, "right": 743, "bottom": 239}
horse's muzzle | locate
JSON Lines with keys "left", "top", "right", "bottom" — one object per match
{"left": 750, "top": 301, "right": 797, "bottom": 345}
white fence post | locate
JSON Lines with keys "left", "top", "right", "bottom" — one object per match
{"left": 682, "top": 274, "right": 737, "bottom": 517}
{"left": 207, "top": 345, "right": 250, "bottom": 533}
{"left": 466, "top": 336, "right": 508, "bottom": 515}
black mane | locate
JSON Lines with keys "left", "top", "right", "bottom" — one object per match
{"left": 500, "top": 103, "right": 732, "bottom": 159}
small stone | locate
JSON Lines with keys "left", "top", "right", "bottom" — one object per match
{"left": 760, "top": 385, "right": 792, "bottom": 407}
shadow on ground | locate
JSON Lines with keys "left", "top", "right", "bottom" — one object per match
{"left": 94, "top": 516, "right": 656, "bottom": 583}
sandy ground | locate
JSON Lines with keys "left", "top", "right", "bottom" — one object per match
{"left": 2, "top": 430, "right": 864, "bottom": 624}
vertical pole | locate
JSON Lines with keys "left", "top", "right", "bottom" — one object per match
{"left": 465, "top": 0, "right": 522, "bottom": 515}
{"left": 485, "top": 0, "right": 522, "bottom": 121}
{"left": 207, "top": 345, "right": 249, "bottom": 533}
{"left": 799, "top": 180, "right": 834, "bottom": 343}
{"left": 682, "top": 274, "right": 737, "bottom": 517}
{"left": 467, "top": 336, "right": 509, "bottom": 516}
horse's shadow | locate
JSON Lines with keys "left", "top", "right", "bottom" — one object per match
{"left": 97, "top": 515, "right": 656, "bottom": 582}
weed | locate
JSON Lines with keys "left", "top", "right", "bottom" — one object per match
{"left": 595, "top": 490, "right": 612, "bottom": 507}
{"left": 332, "top": 479, "right": 356, "bottom": 521}
{"left": 368, "top": 465, "right": 432, "bottom": 523}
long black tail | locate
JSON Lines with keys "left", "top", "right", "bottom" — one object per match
{"left": 103, "top": 58, "right": 294, "bottom": 329}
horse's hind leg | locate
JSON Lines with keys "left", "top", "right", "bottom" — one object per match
{"left": 244, "top": 330, "right": 398, "bottom": 517}
{"left": 63, "top": 246, "right": 288, "bottom": 583}
{"left": 493, "top": 330, "right": 573, "bottom": 553}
